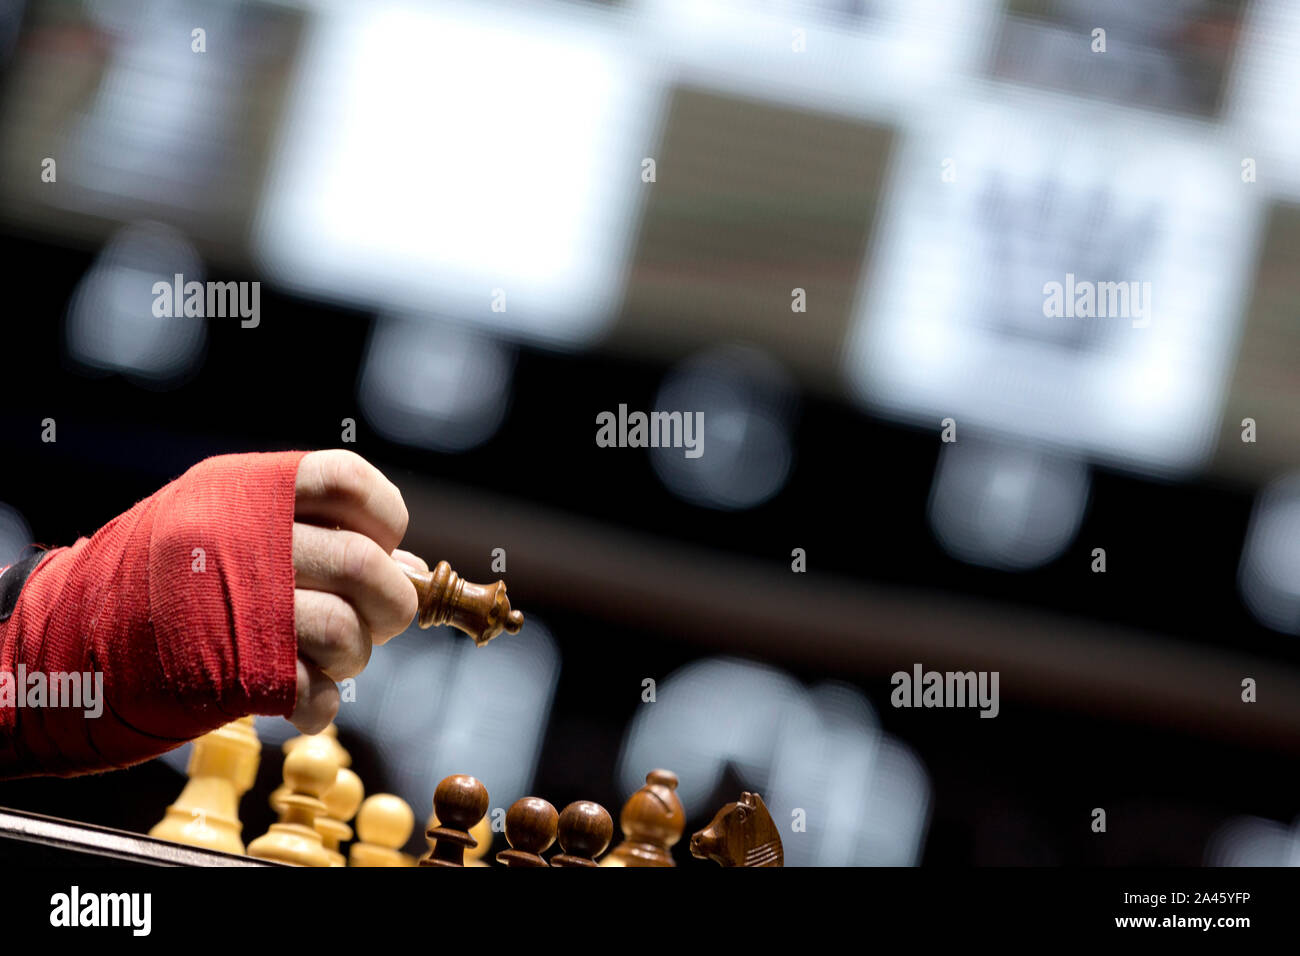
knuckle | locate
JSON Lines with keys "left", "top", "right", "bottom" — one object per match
{"left": 354, "top": 634, "right": 374, "bottom": 674}
{"left": 321, "top": 449, "right": 371, "bottom": 505}
{"left": 393, "top": 493, "right": 410, "bottom": 539}
{"left": 319, "top": 598, "right": 353, "bottom": 659}
{"left": 336, "top": 531, "right": 380, "bottom": 587}
{"left": 324, "top": 607, "right": 371, "bottom": 679}
{"left": 378, "top": 574, "right": 417, "bottom": 640}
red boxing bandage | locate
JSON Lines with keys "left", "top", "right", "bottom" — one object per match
{"left": 0, "top": 451, "right": 307, "bottom": 778}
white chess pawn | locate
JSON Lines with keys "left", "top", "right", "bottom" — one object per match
{"left": 247, "top": 738, "right": 340, "bottom": 867}
{"left": 350, "top": 794, "right": 416, "bottom": 868}
{"left": 317, "top": 768, "right": 365, "bottom": 867}
{"left": 271, "top": 724, "right": 351, "bottom": 814}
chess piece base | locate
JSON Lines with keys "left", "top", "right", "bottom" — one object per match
{"left": 150, "top": 800, "right": 244, "bottom": 856}
{"left": 248, "top": 823, "right": 333, "bottom": 868}
{"left": 419, "top": 824, "right": 476, "bottom": 866}
{"left": 350, "top": 844, "right": 414, "bottom": 868}
{"left": 605, "top": 841, "right": 675, "bottom": 867}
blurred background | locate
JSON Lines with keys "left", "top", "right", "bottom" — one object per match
{"left": 1, "top": 0, "right": 1299, "bottom": 865}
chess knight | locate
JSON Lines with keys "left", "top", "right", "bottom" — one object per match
{"left": 690, "top": 792, "right": 783, "bottom": 868}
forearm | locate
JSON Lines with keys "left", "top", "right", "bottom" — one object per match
{"left": 0, "top": 452, "right": 306, "bottom": 778}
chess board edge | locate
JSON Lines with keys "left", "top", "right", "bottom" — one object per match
{"left": 0, "top": 806, "right": 281, "bottom": 867}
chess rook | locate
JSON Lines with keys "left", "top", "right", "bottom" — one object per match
{"left": 419, "top": 774, "right": 490, "bottom": 867}
{"left": 402, "top": 561, "right": 524, "bottom": 646}
{"left": 497, "top": 797, "right": 558, "bottom": 867}
{"left": 550, "top": 801, "right": 613, "bottom": 868}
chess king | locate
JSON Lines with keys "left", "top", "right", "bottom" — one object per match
{"left": 0, "top": 449, "right": 522, "bottom": 779}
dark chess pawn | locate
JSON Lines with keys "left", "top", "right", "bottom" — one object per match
{"left": 419, "top": 774, "right": 489, "bottom": 867}
{"left": 549, "top": 801, "right": 613, "bottom": 867}
{"left": 496, "top": 797, "right": 559, "bottom": 867}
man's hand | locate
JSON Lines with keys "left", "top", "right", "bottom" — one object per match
{"left": 289, "top": 450, "right": 420, "bottom": 733}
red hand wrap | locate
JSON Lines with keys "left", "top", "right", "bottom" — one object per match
{"left": 0, "top": 451, "right": 307, "bottom": 778}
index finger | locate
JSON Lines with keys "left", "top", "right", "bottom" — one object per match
{"left": 294, "top": 449, "right": 410, "bottom": 554}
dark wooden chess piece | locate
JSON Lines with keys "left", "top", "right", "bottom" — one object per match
{"left": 549, "top": 801, "right": 613, "bottom": 868}
{"left": 402, "top": 561, "right": 524, "bottom": 646}
{"left": 419, "top": 774, "right": 489, "bottom": 867}
{"left": 496, "top": 797, "right": 559, "bottom": 868}
{"left": 602, "top": 769, "right": 685, "bottom": 867}
{"left": 690, "top": 792, "right": 783, "bottom": 867}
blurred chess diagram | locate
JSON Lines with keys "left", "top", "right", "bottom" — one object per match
{"left": 2, "top": 0, "right": 1300, "bottom": 877}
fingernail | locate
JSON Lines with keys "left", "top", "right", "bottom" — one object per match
{"left": 391, "top": 549, "right": 426, "bottom": 571}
